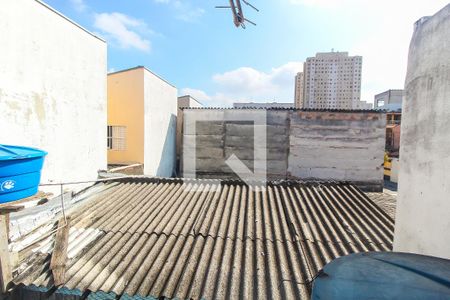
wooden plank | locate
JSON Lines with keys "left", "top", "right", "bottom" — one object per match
{"left": 0, "top": 206, "right": 25, "bottom": 215}
{"left": 50, "top": 216, "right": 71, "bottom": 286}
{"left": 0, "top": 214, "right": 12, "bottom": 293}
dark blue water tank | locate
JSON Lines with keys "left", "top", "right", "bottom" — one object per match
{"left": 0, "top": 145, "right": 47, "bottom": 203}
{"left": 312, "top": 252, "right": 450, "bottom": 300}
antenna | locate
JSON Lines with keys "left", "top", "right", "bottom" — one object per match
{"left": 216, "top": 0, "right": 259, "bottom": 28}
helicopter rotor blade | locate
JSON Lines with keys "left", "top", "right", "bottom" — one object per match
{"left": 216, "top": 0, "right": 258, "bottom": 28}
{"left": 244, "top": 18, "right": 256, "bottom": 26}
{"left": 242, "top": 0, "right": 259, "bottom": 12}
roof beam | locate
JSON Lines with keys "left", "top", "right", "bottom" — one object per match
{"left": 0, "top": 214, "right": 12, "bottom": 294}
{"left": 50, "top": 216, "right": 71, "bottom": 286}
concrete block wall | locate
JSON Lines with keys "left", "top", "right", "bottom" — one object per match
{"left": 181, "top": 109, "right": 385, "bottom": 191}
{"left": 182, "top": 110, "right": 290, "bottom": 180}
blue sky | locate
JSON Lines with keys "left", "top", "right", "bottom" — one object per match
{"left": 44, "top": 0, "right": 448, "bottom": 106}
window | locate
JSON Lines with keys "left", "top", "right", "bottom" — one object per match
{"left": 107, "top": 126, "right": 126, "bottom": 151}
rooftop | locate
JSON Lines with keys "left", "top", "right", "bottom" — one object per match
{"left": 11, "top": 178, "right": 394, "bottom": 299}
{"left": 233, "top": 102, "right": 295, "bottom": 109}
{"left": 182, "top": 107, "right": 385, "bottom": 113}
{"left": 107, "top": 66, "right": 176, "bottom": 89}
{"left": 35, "top": 0, "right": 105, "bottom": 43}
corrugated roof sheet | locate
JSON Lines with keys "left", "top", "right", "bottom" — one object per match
{"left": 11, "top": 178, "right": 394, "bottom": 299}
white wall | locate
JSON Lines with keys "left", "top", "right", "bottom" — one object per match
{"left": 143, "top": 70, "right": 177, "bottom": 177}
{"left": 0, "top": 0, "right": 107, "bottom": 192}
{"left": 390, "top": 158, "right": 400, "bottom": 184}
{"left": 394, "top": 4, "right": 450, "bottom": 259}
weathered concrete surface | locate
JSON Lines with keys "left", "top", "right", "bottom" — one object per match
{"left": 182, "top": 110, "right": 289, "bottom": 180}
{"left": 288, "top": 111, "right": 386, "bottom": 191}
{"left": 182, "top": 109, "right": 385, "bottom": 190}
{"left": 0, "top": 0, "right": 107, "bottom": 194}
{"left": 394, "top": 4, "right": 450, "bottom": 259}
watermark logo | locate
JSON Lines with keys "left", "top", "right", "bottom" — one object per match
{"left": 182, "top": 110, "right": 267, "bottom": 190}
{"left": 0, "top": 180, "right": 16, "bottom": 191}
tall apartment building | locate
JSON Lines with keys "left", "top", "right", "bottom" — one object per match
{"left": 294, "top": 72, "right": 304, "bottom": 108}
{"left": 303, "top": 52, "right": 363, "bottom": 109}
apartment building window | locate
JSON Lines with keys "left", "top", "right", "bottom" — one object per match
{"left": 107, "top": 126, "right": 127, "bottom": 151}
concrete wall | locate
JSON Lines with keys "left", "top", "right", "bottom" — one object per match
{"left": 394, "top": 4, "right": 450, "bottom": 259}
{"left": 0, "top": 0, "right": 107, "bottom": 191}
{"left": 107, "top": 68, "right": 144, "bottom": 165}
{"left": 181, "top": 109, "right": 385, "bottom": 190}
{"left": 233, "top": 102, "right": 294, "bottom": 108}
{"left": 390, "top": 158, "right": 400, "bottom": 184}
{"left": 182, "top": 109, "right": 288, "bottom": 181}
{"left": 176, "top": 96, "right": 202, "bottom": 168}
{"left": 144, "top": 69, "right": 177, "bottom": 177}
{"left": 288, "top": 111, "right": 386, "bottom": 191}
{"left": 374, "top": 89, "right": 404, "bottom": 108}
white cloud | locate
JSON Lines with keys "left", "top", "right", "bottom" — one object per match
{"left": 180, "top": 88, "right": 237, "bottom": 107}
{"left": 289, "top": 0, "right": 354, "bottom": 8}
{"left": 183, "top": 62, "right": 303, "bottom": 106}
{"left": 70, "top": 0, "right": 87, "bottom": 12}
{"left": 176, "top": 7, "right": 206, "bottom": 22}
{"left": 94, "top": 13, "right": 151, "bottom": 52}
{"left": 181, "top": 88, "right": 211, "bottom": 102}
{"left": 213, "top": 62, "right": 303, "bottom": 99}
{"left": 349, "top": 0, "right": 449, "bottom": 102}
{"left": 154, "top": 0, "right": 205, "bottom": 22}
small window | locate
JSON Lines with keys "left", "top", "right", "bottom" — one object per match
{"left": 107, "top": 126, "right": 126, "bottom": 151}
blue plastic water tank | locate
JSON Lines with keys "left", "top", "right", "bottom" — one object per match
{"left": 312, "top": 252, "right": 450, "bottom": 300}
{"left": 0, "top": 145, "right": 47, "bottom": 203}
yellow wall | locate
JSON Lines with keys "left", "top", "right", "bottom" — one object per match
{"left": 107, "top": 68, "right": 144, "bottom": 165}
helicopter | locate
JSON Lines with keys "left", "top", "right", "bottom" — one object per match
{"left": 216, "top": 0, "right": 259, "bottom": 29}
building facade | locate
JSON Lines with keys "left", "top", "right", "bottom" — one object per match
{"left": 395, "top": 4, "right": 450, "bottom": 259}
{"left": 303, "top": 52, "right": 363, "bottom": 109}
{"left": 107, "top": 66, "right": 177, "bottom": 177}
{"left": 294, "top": 72, "right": 304, "bottom": 108}
{"left": 374, "top": 89, "right": 404, "bottom": 108}
{"left": 0, "top": 0, "right": 107, "bottom": 193}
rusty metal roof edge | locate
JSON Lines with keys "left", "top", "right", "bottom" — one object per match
{"left": 181, "top": 107, "right": 386, "bottom": 113}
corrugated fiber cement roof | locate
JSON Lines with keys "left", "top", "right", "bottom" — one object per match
{"left": 11, "top": 178, "right": 394, "bottom": 299}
